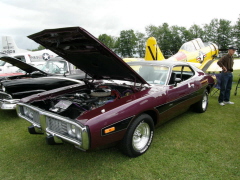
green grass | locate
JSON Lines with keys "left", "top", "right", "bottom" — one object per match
{"left": 0, "top": 71, "right": 240, "bottom": 180}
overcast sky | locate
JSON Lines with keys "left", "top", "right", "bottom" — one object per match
{"left": 0, "top": 0, "right": 239, "bottom": 50}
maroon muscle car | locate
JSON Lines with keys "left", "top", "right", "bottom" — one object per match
{"left": 16, "top": 27, "right": 215, "bottom": 157}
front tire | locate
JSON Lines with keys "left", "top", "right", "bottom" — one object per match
{"left": 193, "top": 89, "right": 208, "bottom": 113}
{"left": 120, "top": 114, "right": 154, "bottom": 157}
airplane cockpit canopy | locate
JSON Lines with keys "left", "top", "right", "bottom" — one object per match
{"left": 180, "top": 38, "right": 205, "bottom": 52}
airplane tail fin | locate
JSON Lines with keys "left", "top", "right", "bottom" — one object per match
{"left": 144, "top": 37, "right": 165, "bottom": 61}
{"left": 1, "top": 36, "right": 28, "bottom": 55}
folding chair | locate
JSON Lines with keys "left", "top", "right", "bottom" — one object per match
{"left": 234, "top": 74, "right": 240, "bottom": 96}
{"left": 211, "top": 73, "right": 221, "bottom": 96}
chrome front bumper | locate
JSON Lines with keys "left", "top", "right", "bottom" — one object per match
{"left": 0, "top": 99, "right": 20, "bottom": 110}
{"left": 16, "top": 102, "right": 90, "bottom": 151}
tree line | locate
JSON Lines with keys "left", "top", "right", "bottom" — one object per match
{"left": 98, "top": 16, "right": 240, "bottom": 58}
{"left": 34, "top": 15, "right": 240, "bottom": 58}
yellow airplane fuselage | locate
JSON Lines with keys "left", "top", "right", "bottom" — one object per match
{"left": 144, "top": 37, "right": 219, "bottom": 71}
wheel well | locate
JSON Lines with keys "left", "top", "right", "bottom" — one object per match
{"left": 142, "top": 110, "right": 158, "bottom": 126}
{"left": 206, "top": 85, "right": 211, "bottom": 94}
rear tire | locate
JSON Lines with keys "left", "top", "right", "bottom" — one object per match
{"left": 193, "top": 89, "right": 208, "bottom": 113}
{"left": 120, "top": 114, "right": 154, "bottom": 157}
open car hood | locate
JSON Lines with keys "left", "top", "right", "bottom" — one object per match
{"left": 0, "top": 55, "right": 47, "bottom": 74}
{"left": 28, "top": 27, "right": 147, "bottom": 84}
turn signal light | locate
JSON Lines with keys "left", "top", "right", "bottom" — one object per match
{"left": 104, "top": 127, "right": 115, "bottom": 134}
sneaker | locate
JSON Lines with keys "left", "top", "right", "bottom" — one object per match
{"left": 219, "top": 102, "right": 225, "bottom": 106}
{"left": 223, "top": 101, "right": 234, "bottom": 104}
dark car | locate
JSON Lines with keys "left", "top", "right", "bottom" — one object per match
{"left": 0, "top": 56, "right": 86, "bottom": 110}
{"left": 17, "top": 27, "right": 215, "bottom": 157}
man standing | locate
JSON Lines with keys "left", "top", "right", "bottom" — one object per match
{"left": 217, "top": 46, "right": 237, "bottom": 106}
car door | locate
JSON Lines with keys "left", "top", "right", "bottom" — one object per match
{"left": 165, "top": 65, "right": 196, "bottom": 120}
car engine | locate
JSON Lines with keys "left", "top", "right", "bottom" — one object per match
{"left": 31, "top": 83, "right": 136, "bottom": 119}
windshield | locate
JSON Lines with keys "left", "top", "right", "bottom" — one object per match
{"left": 130, "top": 64, "right": 169, "bottom": 85}
{"left": 0, "top": 60, "right": 6, "bottom": 66}
{"left": 40, "top": 60, "right": 68, "bottom": 74}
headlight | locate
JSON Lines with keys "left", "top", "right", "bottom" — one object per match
{"left": 23, "top": 106, "right": 34, "bottom": 119}
{"left": 67, "top": 124, "right": 82, "bottom": 140}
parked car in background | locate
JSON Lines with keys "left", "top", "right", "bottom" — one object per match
{"left": 17, "top": 27, "right": 216, "bottom": 157}
{"left": 0, "top": 53, "right": 48, "bottom": 81}
{"left": 0, "top": 55, "right": 86, "bottom": 110}
{"left": 0, "top": 53, "right": 25, "bottom": 76}
{"left": 38, "top": 56, "right": 82, "bottom": 75}
{"left": 0, "top": 49, "right": 58, "bottom": 74}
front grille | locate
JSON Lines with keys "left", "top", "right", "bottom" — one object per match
{"left": 17, "top": 103, "right": 90, "bottom": 150}
{"left": 0, "top": 92, "right": 12, "bottom": 99}
{"left": 46, "top": 116, "right": 68, "bottom": 135}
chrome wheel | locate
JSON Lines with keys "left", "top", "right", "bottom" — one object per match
{"left": 120, "top": 114, "right": 154, "bottom": 157}
{"left": 132, "top": 121, "right": 150, "bottom": 152}
{"left": 193, "top": 89, "right": 208, "bottom": 113}
{"left": 202, "top": 92, "right": 208, "bottom": 110}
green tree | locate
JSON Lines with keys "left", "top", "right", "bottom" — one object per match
{"left": 146, "top": 23, "right": 173, "bottom": 56}
{"left": 203, "top": 18, "right": 233, "bottom": 49}
{"left": 178, "top": 27, "right": 192, "bottom": 43}
{"left": 32, "top": 45, "right": 45, "bottom": 51}
{"left": 233, "top": 14, "right": 240, "bottom": 49}
{"left": 98, "top": 34, "right": 116, "bottom": 51}
{"left": 169, "top": 26, "right": 184, "bottom": 54}
{"left": 115, "top": 29, "right": 137, "bottom": 58}
{"left": 135, "top": 31, "right": 146, "bottom": 58}
{"left": 203, "top": 18, "right": 219, "bottom": 43}
{"left": 189, "top": 24, "right": 204, "bottom": 39}
{"left": 217, "top": 19, "right": 233, "bottom": 49}
{"left": 145, "top": 25, "right": 160, "bottom": 39}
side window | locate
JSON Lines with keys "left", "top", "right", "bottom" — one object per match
{"left": 182, "top": 66, "right": 194, "bottom": 81}
{"left": 14, "top": 56, "right": 26, "bottom": 63}
{"left": 169, "top": 66, "right": 182, "bottom": 85}
{"left": 169, "top": 65, "right": 194, "bottom": 85}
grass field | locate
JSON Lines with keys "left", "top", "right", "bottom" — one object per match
{"left": 0, "top": 71, "right": 239, "bottom": 180}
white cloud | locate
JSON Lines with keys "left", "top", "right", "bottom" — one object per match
{"left": 0, "top": 0, "right": 239, "bottom": 50}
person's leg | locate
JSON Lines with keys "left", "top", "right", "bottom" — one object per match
{"left": 218, "top": 72, "right": 227, "bottom": 103}
{"left": 224, "top": 73, "right": 233, "bottom": 102}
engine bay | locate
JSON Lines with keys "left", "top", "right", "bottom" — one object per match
{"left": 31, "top": 82, "right": 139, "bottom": 119}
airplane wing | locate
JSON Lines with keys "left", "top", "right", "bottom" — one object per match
{"left": 202, "top": 58, "right": 240, "bottom": 72}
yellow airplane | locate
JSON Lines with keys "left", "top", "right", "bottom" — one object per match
{"left": 144, "top": 37, "right": 220, "bottom": 71}
{"left": 124, "top": 37, "right": 239, "bottom": 72}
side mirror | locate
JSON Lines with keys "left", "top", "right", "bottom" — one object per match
{"left": 63, "top": 70, "right": 69, "bottom": 77}
{"left": 175, "top": 78, "right": 181, "bottom": 83}
{"left": 174, "top": 78, "right": 181, "bottom": 87}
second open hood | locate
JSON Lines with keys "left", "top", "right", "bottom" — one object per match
{"left": 0, "top": 55, "right": 47, "bottom": 74}
{"left": 28, "top": 27, "right": 147, "bottom": 84}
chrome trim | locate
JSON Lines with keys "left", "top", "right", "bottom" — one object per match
{"left": 16, "top": 102, "right": 90, "bottom": 150}
{"left": 0, "top": 99, "right": 20, "bottom": 110}
{"left": 0, "top": 91, "right": 12, "bottom": 99}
